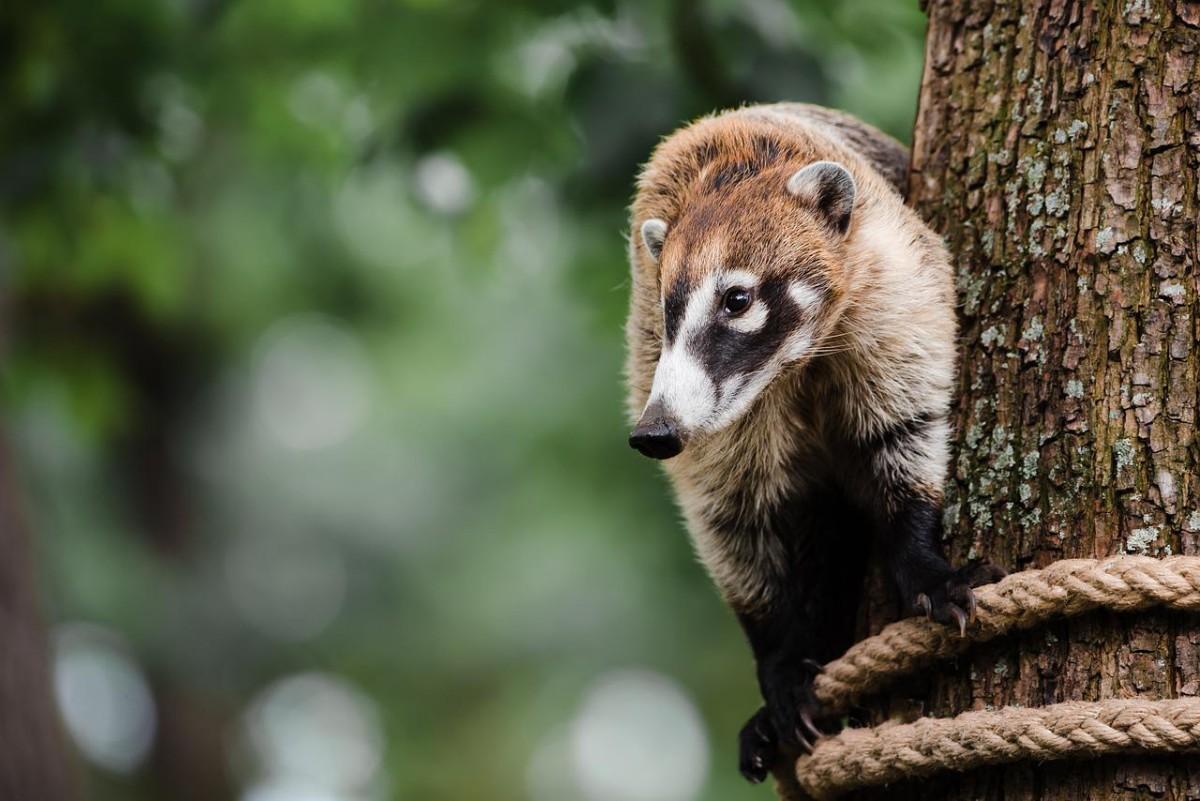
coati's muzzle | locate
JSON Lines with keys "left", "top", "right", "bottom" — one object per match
{"left": 628, "top": 400, "right": 684, "bottom": 460}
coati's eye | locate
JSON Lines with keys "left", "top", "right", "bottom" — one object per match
{"left": 722, "top": 287, "right": 753, "bottom": 316}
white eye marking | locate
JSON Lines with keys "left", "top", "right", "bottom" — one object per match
{"left": 714, "top": 270, "right": 764, "bottom": 333}
{"left": 720, "top": 270, "right": 760, "bottom": 291}
{"left": 781, "top": 280, "right": 824, "bottom": 362}
{"left": 789, "top": 280, "right": 823, "bottom": 311}
{"left": 649, "top": 269, "right": 804, "bottom": 432}
{"left": 710, "top": 272, "right": 758, "bottom": 330}
{"left": 727, "top": 300, "right": 767, "bottom": 333}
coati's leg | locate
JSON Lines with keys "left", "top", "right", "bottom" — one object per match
{"left": 732, "top": 491, "right": 867, "bottom": 783}
{"left": 884, "top": 491, "right": 1006, "bottom": 632}
{"left": 866, "top": 417, "right": 1006, "bottom": 632}
{"left": 734, "top": 597, "right": 830, "bottom": 782}
{"left": 737, "top": 705, "right": 777, "bottom": 781}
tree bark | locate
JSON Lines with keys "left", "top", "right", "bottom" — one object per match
{"left": 0, "top": 435, "right": 78, "bottom": 801}
{"left": 847, "top": 1, "right": 1200, "bottom": 799}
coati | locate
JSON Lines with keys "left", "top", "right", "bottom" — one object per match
{"left": 623, "top": 103, "right": 1004, "bottom": 782}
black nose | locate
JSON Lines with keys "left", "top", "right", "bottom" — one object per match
{"left": 629, "top": 418, "right": 684, "bottom": 460}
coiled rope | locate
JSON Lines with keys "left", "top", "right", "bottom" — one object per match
{"left": 794, "top": 555, "right": 1200, "bottom": 799}
{"left": 797, "top": 699, "right": 1200, "bottom": 798}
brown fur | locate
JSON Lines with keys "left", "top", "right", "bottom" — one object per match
{"left": 625, "top": 104, "right": 956, "bottom": 610}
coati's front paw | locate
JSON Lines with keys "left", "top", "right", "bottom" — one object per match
{"left": 737, "top": 706, "right": 778, "bottom": 784}
{"left": 913, "top": 560, "right": 1007, "bottom": 636}
{"left": 751, "top": 657, "right": 827, "bottom": 768}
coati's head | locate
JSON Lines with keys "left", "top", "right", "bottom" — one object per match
{"left": 630, "top": 160, "right": 857, "bottom": 460}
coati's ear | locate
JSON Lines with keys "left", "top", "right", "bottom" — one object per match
{"left": 640, "top": 218, "right": 668, "bottom": 262}
{"left": 786, "top": 161, "right": 857, "bottom": 236}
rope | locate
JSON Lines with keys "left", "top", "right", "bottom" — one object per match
{"left": 796, "top": 699, "right": 1200, "bottom": 799}
{"left": 791, "top": 555, "right": 1200, "bottom": 799}
{"left": 812, "top": 555, "right": 1200, "bottom": 712}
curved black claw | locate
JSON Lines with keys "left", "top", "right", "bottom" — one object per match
{"left": 963, "top": 588, "right": 978, "bottom": 623}
{"left": 738, "top": 656, "right": 837, "bottom": 783}
{"left": 795, "top": 657, "right": 827, "bottom": 743}
{"left": 912, "top": 560, "right": 1006, "bottom": 637}
{"left": 799, "top": 705, "right": 824, "bottom": 745}
{"left": 759, "top": 657, "right": 830, "bottom": 761}
{"left": 798, "top": 658, "right": 826, "bottom": 675}
{"left": 948, "top": 603, "right": 968, "bottom": 637}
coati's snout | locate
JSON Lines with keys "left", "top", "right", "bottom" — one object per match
{"left": 629, "top": 400, "right": 685, "bottom": 459}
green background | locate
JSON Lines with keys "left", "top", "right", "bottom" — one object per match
{"left": 1, "top": 2, "right": 925, "bottom": 799}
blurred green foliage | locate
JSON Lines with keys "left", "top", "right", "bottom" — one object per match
{"left": 1, "top": 1, "right": 925, "bottom": 800}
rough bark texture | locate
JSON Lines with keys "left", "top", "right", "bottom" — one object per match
{"left": 0, "top": 436, "right": 77, "bottom": 801}
{"left": 845, "top": 1, "right": 1200, "bottom": 799}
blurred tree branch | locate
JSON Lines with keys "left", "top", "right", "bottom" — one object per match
{"left": 669, "top": 0, "right": 750, "bottom": 108}
{"left": 0, "top": 434, "right": 78, "bottom": 801}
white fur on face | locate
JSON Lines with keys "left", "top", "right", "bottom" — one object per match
{"left": 709, "top": 367, "right": 775, "bottom": 430}
{"left": 727, "top": 299, "right": 768, "bottom": 334}
{"left": 720, "top": 269, "right": 760, "bottom": 290}
{"left": 781, "top": 279, "right": 821, "bottom": 363}
{"left": 781, "top": 331, "right": 813, "bottom": 364}
{"left": 715, "top": 269, "right": 764, "bottom": 336}
{"left": 646, "top": 343, "right": 717, "bottom": 432}
{"left": 644, "top": 272, "right": 723, "bottom": 431}
{"left": 643, "top": 271, "right": 825, "bottom": 435}
{"left": 788, "top": 279, "right": 823, "bottom": 313}
{"left": 708, "top": 286, "right": 819, "bottom": 428}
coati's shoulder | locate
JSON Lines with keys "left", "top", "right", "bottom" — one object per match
{"left": 632, "top": 103, "right": 909, "bottom": 228}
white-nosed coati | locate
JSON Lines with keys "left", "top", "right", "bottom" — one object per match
{"left": 623, "top": 103, "right": 1004, "bottom": 783}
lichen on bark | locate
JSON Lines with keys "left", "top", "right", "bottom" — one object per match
{"left": 852, "top": 0, "right": 1200, "bottom": 798}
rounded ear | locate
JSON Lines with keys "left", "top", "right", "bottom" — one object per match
{"left": 786, "top": 161, "right": 857, "bottom": 236}
{"left": 640, "top": 218, "right": 669, "bottom": 262}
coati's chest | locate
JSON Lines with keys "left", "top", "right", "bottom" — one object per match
{"left": 669, "top": 374, "right": 814, "bottom": 474}
{"left": 672, "top": 363, "right": 880, "bottom": 533}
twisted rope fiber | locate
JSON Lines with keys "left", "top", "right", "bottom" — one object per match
{"left": 794, "top": 556, "right": 1200, "bottom": 799}
{"left": 796, "top": 699, "right": 1200, "bottom": 799}
{"left": 812, "top": 555, "right": 1200, "bottom": 712}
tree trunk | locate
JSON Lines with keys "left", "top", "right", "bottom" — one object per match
{"left": 0, "top": 436, "right": 78, "bottom": 801}
{"left": 848, "top": 1, "right": 1200, "bottom": 799}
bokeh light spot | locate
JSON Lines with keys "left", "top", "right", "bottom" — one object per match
{"left": 241, "top": 673, "right": 384, "bottom": 795}
{"left": 253, "top": 315, "right": 371, "bottom": 451}
{"left": 413, "top": 152, "right": 475, "bottom": 216}
{"left": 569, "top": 669, "right": 709, "bottom": 801}
{"left": 53, "top": 623, "right": 157, "bottom": 774}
